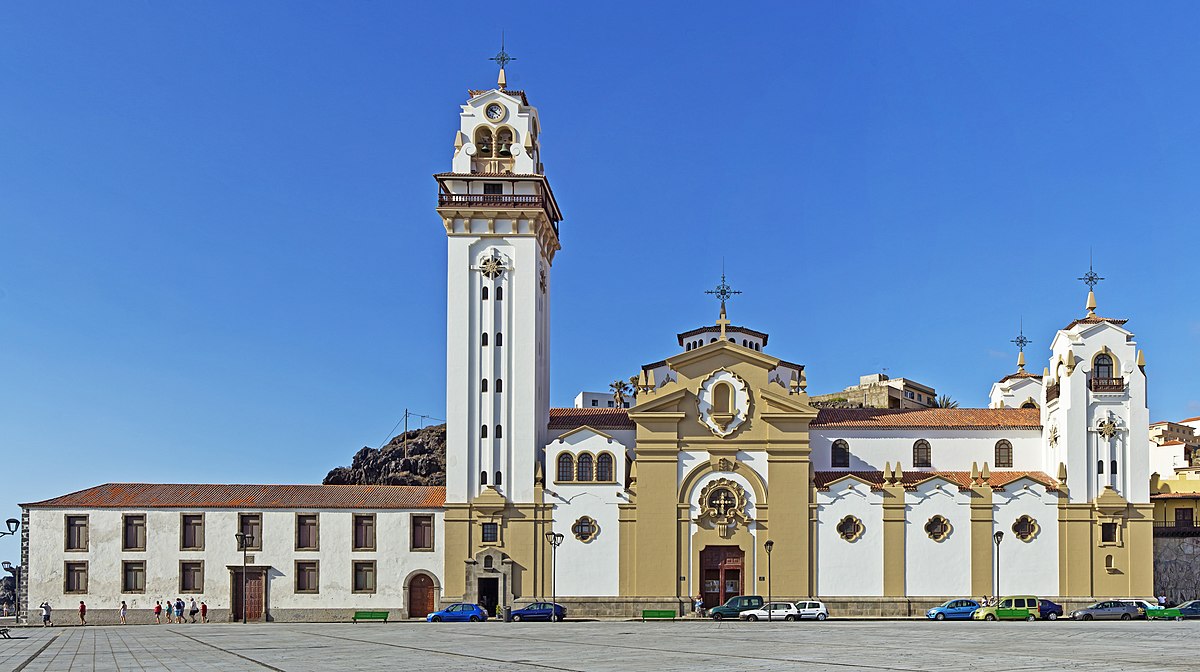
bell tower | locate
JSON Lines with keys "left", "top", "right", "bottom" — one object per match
{"left": 438, "top": 49, "right": 562, "bottom": 604}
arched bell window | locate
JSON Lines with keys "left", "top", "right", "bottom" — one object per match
{"left": 557, "top": 453, "right": 575, "bottom": 482}
{"left": 496, "top": 128, "right": 514, "bottom": 157}
{"left": 474, "top": 127, "right": 494, "bottom": 157}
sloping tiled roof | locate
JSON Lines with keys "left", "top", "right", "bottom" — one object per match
{"left": 811, "top": 407, "right": 1041, "bottom": 430}
{"left": 549, "top": 407, "right": 636, "bottom": 431}
{"left": 814, "top": 470, "right": 1058, "bottom": 492}
{"left": 1064, "top": 315, "right": 1129, "bottom": 331}
{"left": 999, "top": 371, "right": 1043, "bottom": 383}
{"left": 468, "top": 89, "right": 530, "bottom": 105}
{"left": 1151, "top": 492, "right": 1200, "bottom": 500}
{"left": 1181, "top": 416, "right": 1200, "bottom": 424}
{"left": 22, "top": 484, "right": 446, "bottom": 510}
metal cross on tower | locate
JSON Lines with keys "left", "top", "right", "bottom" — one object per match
{"left": 1078, "top": 253, "right": 1104, "bottom": 289}
{"left": 489, "top": 34, "right": 516, "bottom": 71}
{"left": 1011, "top": 318, "right": 1031, "bottom": 353}
{"left": 705, "top": 273, "right": 741, "bottom": 310}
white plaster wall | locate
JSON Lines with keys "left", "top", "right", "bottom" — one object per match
{"left": 810, "top": 429, "right": 1043, "bottom": 472}
{"left": 993, "top": 480, "right": 1059, "bottom": 596}
{"left": 904, "top": 480, "right": 972, "bottom": 596}
{"left": 26, "top": 508, "right": 444, "bottom": 614}
{"left": 815, "top": 482, "right": 883, "bottom": 596}
{"left": 1149, "top": 443, "right": 1189, "bottom": 477}
{"left": 989, "top": 376, "right": 1044, "bottom": 409}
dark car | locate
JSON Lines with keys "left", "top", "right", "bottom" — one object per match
{"left": 511, "top": 602, "right": 565, "bottom": 622}
{"left": 709, "top": 595, "right": 764, "bottom": 620}
{"left": 1069, "top": 601, "right": 1141, "bottom": 621}
{"left": 1038, "top": 599, "right": 1063, "bottom": 621}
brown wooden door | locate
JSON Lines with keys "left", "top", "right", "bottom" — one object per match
{"left": 700, "top": 546, "right": 744, "bottom": 608}
{"left": 231, "top": 569, "right": 266, "bottom": 621}
{"left": 1176, "top": 508, "right": 1194, "bottom": 528}
{"left": 408, "top": 573, "right": 435, "bottom": 618}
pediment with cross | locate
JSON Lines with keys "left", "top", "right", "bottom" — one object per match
{"left": 695, "top": 478, "right": 752, "bottom": 538}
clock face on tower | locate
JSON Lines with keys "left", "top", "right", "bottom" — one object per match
{"left": 485, "top": 103, "right": 504, "bottom": 121}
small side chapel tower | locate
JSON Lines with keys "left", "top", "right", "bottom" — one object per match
{"left": 1042, "top": 276, "right": 1152, "bottom": 597}
{"left": 437, "top": 54, "right": 563, "bottom": 605}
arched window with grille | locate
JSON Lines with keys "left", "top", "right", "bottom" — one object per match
{"left": 832, "top": 440, "right": 850, "bottom": 468}
{"left": 913, "top": 439, "right": 932, "bottom": 468}
{"left": 557, "top": 453, "right": 574, "bottom": 482}
{"left": 994, "top": 440, "right": 1013, "bottom": 468}
{"left": 1094, "top": 353, "right": 1114, "bottom": 379}
{"left": 596, "top": 453, "right": 614, "bottom": 481}
{"left": 577, "top": 453, "right": 594, "bottom": 481}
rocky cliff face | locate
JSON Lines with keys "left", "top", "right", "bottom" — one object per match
{"left": 0, "top": 575, "right": 13, "bottom": 611}
{"left": 324, "top": 424, "right": 447, "bottom": 486}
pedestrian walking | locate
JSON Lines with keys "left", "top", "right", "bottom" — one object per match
{"left": 175, "top": 598, "right": 185, "bottom": 624}
{"left": 694, "top": 593, "right": 704, "bottom": 618}
{"left": 200, "top": 601, "right": 208, "bottom": 623}
{"left": 78, "top": 600, "right": 86, "bottom": 625}
{"left": 119, "top": 600, "right": 128, "bottom": 625}
{"left": 1158, "top": 594, "right": 1168, "bottom": 607}
{"left": 189, "top": 598, "right": 199, "bottom": 623}
{"left": 40, "top": 602, "right": 52, "bottom": 627}
{"left": 154, "top": 601, "right": 162, "bottom": 624}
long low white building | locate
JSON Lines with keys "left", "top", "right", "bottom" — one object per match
{"left": 20, "top": 484, "right": 445, "bottom": 624}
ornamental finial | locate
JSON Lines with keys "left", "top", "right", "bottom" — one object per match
{"left": 705, "top": 265, "right": 741, "bottom": 339}
{"left": 489, "top": 33, "right": 516, "bottom": 90}
{"left": 1078, "top": 252, "right": 1103, "bottom": 317}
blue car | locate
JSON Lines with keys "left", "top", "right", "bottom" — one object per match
{"left": 511, "top": 602, "right": 566, "bottom": 622}
{"left": 427, "top": 603, "right": 488, "bottom": 622}
{"left": 926, "top": 599, "right": 980, "bottom": 620}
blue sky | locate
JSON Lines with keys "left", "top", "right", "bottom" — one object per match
{"left": 2, "top": 2, "right": 1199, "bottom": 561}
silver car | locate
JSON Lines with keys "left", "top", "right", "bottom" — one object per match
{"left": 1070, "top": 600, "right": 1141, "bottom": 621}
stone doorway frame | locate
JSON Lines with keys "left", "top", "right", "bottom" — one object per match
{"left": 402, "top": 569, "right": 441, "bottom": 619}
{"left": 464, "top": 548, "right": 515, "bottom": 610}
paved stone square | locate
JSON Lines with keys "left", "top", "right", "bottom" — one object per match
{"left": 1, "top": 619, "right": 1196, "bottom": 671}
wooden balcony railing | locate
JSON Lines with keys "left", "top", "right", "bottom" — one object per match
{"left": 1154, "top": 521, "right": 1200, "bottom": 537}
{"left": 1090, "top": 377, "right": 1125, "bottom": 393}
{"left": 438, "top": 193, "right": 545, "bottom": 209}
{"left": 1046, "top": 381, "right": 1060, "bottom": 402}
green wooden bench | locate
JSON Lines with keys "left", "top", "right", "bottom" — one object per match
{"left": 641, "top": 609, "right": 677, "bottom": 621}
{"left": 352, "top": 610, "right": 389, "bottom": 623}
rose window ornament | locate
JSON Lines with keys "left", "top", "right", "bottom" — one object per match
{"left": 837, "top": 515, "right": 864, "bottom": 542}
{"left": 696, "top": 479, "right": 751, "bottom": 539}
{"left": 924, "top": 515, "right": 951, "bottom": 542}
{"left": 479, "top": 255, "right": 506, "bottom": 279}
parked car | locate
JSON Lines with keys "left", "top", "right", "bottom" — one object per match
{"left": 793, "top": 600, "right": 829, "bottom": 620}
{"left": 927, "top": 599, "right": 980, "bottom": 620}
{"left": 741, "top": 602, "right": 800, "bottom": 621}
{"left": 427, "top": 603, "right": 488, "bottom": 622}
{"left": 511, "top": 602, "right": 566, "bottom": 622}
{"left": 1116, "top": 599, "right": 1156, "bottom": 619}
{"left": 972, "top": 596, "right": 1039, "bottom": 621}
{"left": 709, "top": 595, "right": 764, "bottom": 620}
{"left": 1037, "top": 599, "right": 1063, "bottom": 621}
{"left": 1069, "top": 601, "right": 1141, "bottom": 621}
{"left": 1146, "top": 600, "right": 1200, "bottom": 621}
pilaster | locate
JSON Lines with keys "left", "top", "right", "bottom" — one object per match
{"left": 881, "top": 483, "right": 906, "bottom": 596}
{"left": 970, "top": 484, "right": 995, "bottom": 596}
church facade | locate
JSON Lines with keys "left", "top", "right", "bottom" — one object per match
{"left": 17, "top": 68, "right": 1153, "bottom": 622}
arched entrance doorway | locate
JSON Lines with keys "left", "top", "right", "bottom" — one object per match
{"left": 408, "top": 573, "right": 435, "bottom": 619}
{"left": 700, "top": 545, "right": 744, "bottom": 608}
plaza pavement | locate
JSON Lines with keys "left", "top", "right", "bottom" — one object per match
{"left": 0, "top": 618, "right": 1193, "bottom": 671}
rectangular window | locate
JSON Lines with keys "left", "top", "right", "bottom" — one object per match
{"left": 483, "top": 182, "right": 503, "bottom": 195}
{"left": 296, "top": 560, "right": 319, "bottom": 594}
{"left": 123, "top": 514, "right": 146, "bottom": 551}
{"left": 181, "top": 514, "right": 205, "bottom": 550}
{"left": 352, "top": 560, "right": 376, "bottom": 593}
{"left": 65, "top": 515, "right": 89, "bottom": 551}
{"left": 590, "top": 399, "right": 598, "bottom": 407}
{"left": 180, "top": 561, "right": 204, "bottom": 593}
{"left": 412, "top": 514, "right": 434, "bottom": 551}
{"left": 238, "top": 513, "right": 262, "bottom": 550}
{"left": 64, "top": 561, "right": 88, "bottom": 594}
{"left": 296, "top": 514, "right": 319, "bottom": 550}
{"left": 481, "top": 522, "right": 499, "bottom": 543}
{"left": 1102, "top": 522, "right": 1118, "bottom": 543}
{"left": 353, "top": 514, "right": 376, "bottom": 551}
{"left": 122, "top": 561, "right": 146, "bottom": 593}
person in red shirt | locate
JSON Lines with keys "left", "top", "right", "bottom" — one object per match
{"left": 200, "top": 601, "right": 208, "bottom": 623}
{"left": 78, "top": 601, "right": 86, "bottom": 625}
{"left": 154, "top": 601, "right": 162, "bottom": 624}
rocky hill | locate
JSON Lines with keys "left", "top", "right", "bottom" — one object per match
{"left": 323, "top": 424, "right": 447, "bottom": 486}
{"left": 0, "top": 575, "right": 13, "bottom": 611}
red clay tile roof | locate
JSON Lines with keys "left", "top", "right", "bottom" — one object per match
{"left": 1157, "top": 441, "right": 1188, "bottom": 447}
{"left": 812, "top": 407, "right": 1041, "bottom": 429}
{"left": 1151, "top": 492, "right": 1200, "bottom": 500}
{"left": 1181, "top": 416, "right": 1200, "bottom": 424}
{"left": 22, "top": 484, "right": 446, "bottom": 510}
{"left": 814, "top": 470, "right": 1058, "bottom": 492}
{"left": 549, "top": 407, "right": 636, "bottom": 431}
{"left": 1064, "top": 315, "right": 1129, "bottom": 330}
{"left": 468, "top": 89, "right": 530, "bottom": 105}
{"left": 999, "top": 371, "right": 1043, "bottom": 383}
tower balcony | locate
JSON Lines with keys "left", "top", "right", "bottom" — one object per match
{"left": 1089, "top": 377, "right": 1125, "bottom": 393}
{"left": 438, "top": 193, "right": 545, "bottom": 210}
{"left": 1046, "top": 381, "right": 1060, "bottom": 402}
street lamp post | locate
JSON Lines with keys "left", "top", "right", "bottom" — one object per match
{"left": 2, "top": 561, "right": 20, "bottom": 623}
{"left": 544, "top": 531, "right": 564, "bottom": 622}
{"left": 993, "top": 531, "right": 1004, "bottom": 598}
{"left": 0, "top": 519, "right": 19, "bottom": 539}
{"left": 234, "top": 532, "right": 254, "bottom": 624}
{"left": 764, "top": 540, "right": 774, "bottom": 622}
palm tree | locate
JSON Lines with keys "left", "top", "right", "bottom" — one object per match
{"left": 628, "top": 375, "right": 640, "bottom": 401}
{"left": 932, "top": 394, "right": 959, "bottom": 409}
{"left": 610, "top": 379, "right": 632, "bottom": 408}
